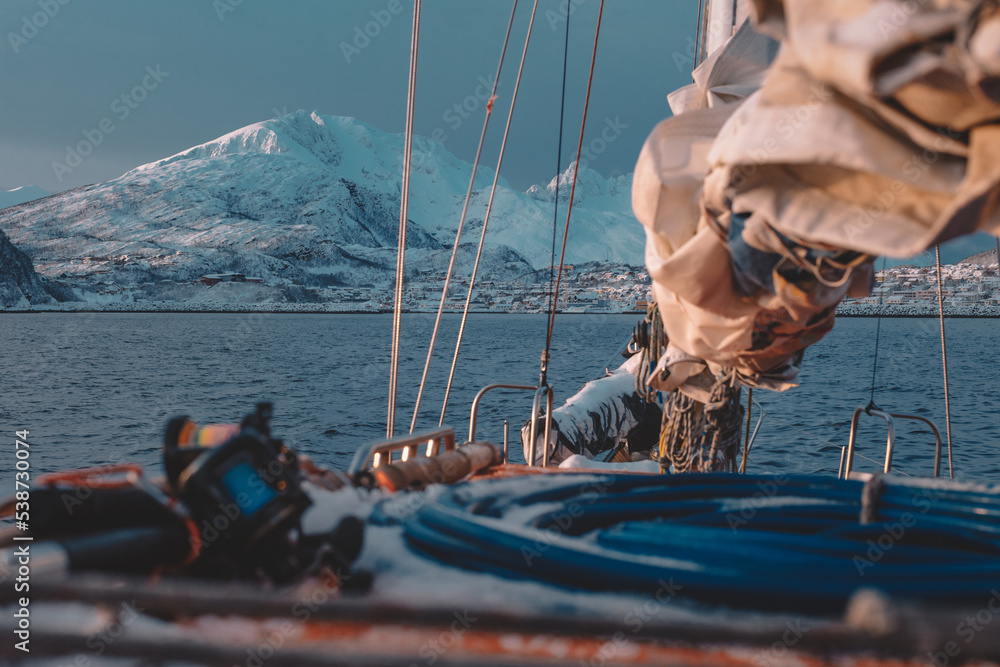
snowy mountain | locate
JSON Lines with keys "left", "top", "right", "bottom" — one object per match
{"left": 0, "top": 185, "right": 49, "bottom": 210}
{"left": 0, "top": 111, "right": 643, "bottom": 308}
{"left": 0, "top": 227, "right": 76, "bottom": 308}
{"left": 960, "top": 248, "right": 998, "bottom": 266}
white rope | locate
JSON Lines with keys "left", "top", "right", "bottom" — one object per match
{"left": 439, "top": 0, "right": 540, "bottom": 426}
{"left": 407, "top": 0, "right": 521, "bottom": 434}
{"left": 387, "top": 0, "right": 421, "bottom": 439}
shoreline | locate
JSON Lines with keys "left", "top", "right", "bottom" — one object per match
{"left": 3, "top": 305, "right": 1000, "bottom": 317}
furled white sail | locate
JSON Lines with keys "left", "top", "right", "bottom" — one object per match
{"left": 633, "top": 0, "right": 1000, "bottom": 393}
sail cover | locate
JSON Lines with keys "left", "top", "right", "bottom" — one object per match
{"left": 633, "top": 0, "right": 1000, "bottom": 392}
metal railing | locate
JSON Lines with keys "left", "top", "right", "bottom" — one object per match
{"left": 839, "top": 406, "right": 943, "bottom": 479}
{"left": 348, "top": 427, "right": 456, "bottom": 476}
{"left": 739, "top": 396, "right": 767, "bottom": 473}
{"left": 528, "top": 385, "right": 554, "bottom": 467}
{"left": 468, "top": 383, "right": 552, "bottom": 466}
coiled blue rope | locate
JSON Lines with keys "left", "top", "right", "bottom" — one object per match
{"left": 402, "top": 473, "right": 1000, "bottom": 613}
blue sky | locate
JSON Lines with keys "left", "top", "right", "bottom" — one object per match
{"left": 0, "top": 0, "right": 696, "bottom": 194}
{"left": 0, "top": 0, "right": 994, "bottom": 262}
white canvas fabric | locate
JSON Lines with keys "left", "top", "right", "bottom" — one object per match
{"left": 718, "top": 0, "right": 1000, "bottom": 256}
{"left": 634, "top": 0, "right": 1000, "bottom": 392}
{"left": 668, "top": 19, "right": 779, "bottom": 116}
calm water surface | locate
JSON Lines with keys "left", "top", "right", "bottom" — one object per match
{"left": 0, "top": 313, "right": 997, "bottom": 481}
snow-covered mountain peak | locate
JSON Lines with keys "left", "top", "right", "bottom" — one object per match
{"left": 125, "top": 110, "right": 505, "bottom": 196}
{"left": 525, "top": 161, "right": 630, "bottom": 204}
{"left": 1, "top": 112, "right": 643, "bottom": 308}
{"left": 129, "top": 110, "right": 353, "bottom": 174}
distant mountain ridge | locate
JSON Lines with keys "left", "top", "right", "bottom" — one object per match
{"left": 0, "top": 227, "right": 76, "bottom": 308}
{"left": 0, "top": 111, "right": 643, "bottom": 308}
{"left": 960, "top": 248, "right": 998, "bottom": 265}
{"left": 0, "top": 185, "right": 49, "bottom": 210}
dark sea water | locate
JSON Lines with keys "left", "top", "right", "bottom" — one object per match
{"left": 0, "top": 313, "right": 997, "bottom": 482}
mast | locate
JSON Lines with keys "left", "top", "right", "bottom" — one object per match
{"left": 701, "top": 0, "right": 747, "bottom": 63}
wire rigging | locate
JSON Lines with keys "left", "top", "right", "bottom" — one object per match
{"left": 694, "top": 0, "right": 706, "bottom": 69}
{"left": 543, "top": 0, "right": 606, "bottom": 383}
{"left": 546, "top": 0, "right": 572, "bottom": 351}
{"left": 934, "top": 244, "right": 955, "bottom": 478}
{"left": 438, "top": 1, "right": 541, "bottom": 426}
{"left": 387, "top": 0, "right": 421, "bottom": 439}
{"left": 869, "top": 257, "right": 887, "bottom": 406}
{"left": 407, "top": 0, "right": 520, "bottom": 434}
{"left": 739, "top": 388, "right": 753, "bottom": 473}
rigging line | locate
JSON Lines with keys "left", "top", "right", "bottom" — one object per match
{"left": 587, "top": 333, "right": 634, "bottom": 383}
{"left": 387, "top": 0, "right": 421, "bottom": 439}
{"left": 439, "top": 0, "right": 540, "bottom": 427}
{"left": 697, "top": 0, "right": 712, "bottom": 66}
{"left": 407, "top": 0, "right": 521, "bottom": 434}
{"left": 935, "top": 244, "right": 955, "bottom": 478}
{"left": 543, "top": 0, "right": 606, "bottom": 381}
{"left": 694, "top": 0, "right": 705, "bottom": 71}
{"left": 547, "top": 0, "right": 571, "bottom": 332}
{"left": 869, "top": 256, "right": 887, "bottom": 405}
{"left": 739, "top": 387, "right": 752, "bottom": 474}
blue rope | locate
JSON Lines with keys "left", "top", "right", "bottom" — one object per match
{"left": 401, "top": 473, "right": 1000, "bottom": 613}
